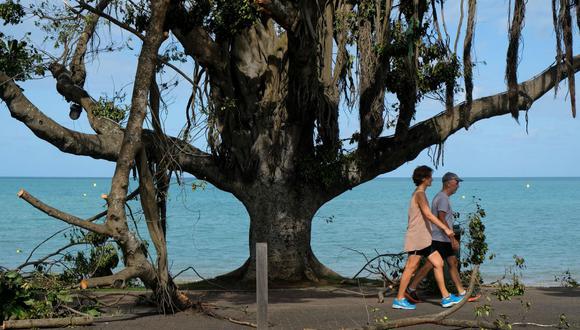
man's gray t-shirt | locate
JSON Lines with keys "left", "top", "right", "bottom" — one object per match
{"left": 431, "top": 191, "right": 453, "bottom": 242}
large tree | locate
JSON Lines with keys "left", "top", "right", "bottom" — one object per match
{"left": 1, "top": 0, "right": 579, "bottom": 287}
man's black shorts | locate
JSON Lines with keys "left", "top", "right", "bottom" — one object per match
{"left": 431, "top": 240, "right": 455, "bottom": 259}
{"left": 407, "top": 245, "right": 433, "bottom": 257}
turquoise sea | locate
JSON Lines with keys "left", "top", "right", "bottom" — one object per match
{"left": 0, "top": 177, "right": 578, "bottom": 286}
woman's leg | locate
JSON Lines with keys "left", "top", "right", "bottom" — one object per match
{"left": 427, "top": 251, "right": 450, "bottom": 298}
{"left": 396, "top": 254, "right": 422, "bottom": 300}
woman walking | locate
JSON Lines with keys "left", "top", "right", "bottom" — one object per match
{"left": 392, "top": 166, "right": 463, "bottom": 310}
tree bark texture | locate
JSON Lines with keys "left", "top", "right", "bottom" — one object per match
{"left": 233, "top": 184, "right": 340, "bottom": 282}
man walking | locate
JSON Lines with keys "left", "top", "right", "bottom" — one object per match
{"left": 405, "top": 172, "right": 466, "bottom": 303}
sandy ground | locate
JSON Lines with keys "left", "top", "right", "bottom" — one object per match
{"left": 71, "top": 286, "right": 580, "bottom": 330}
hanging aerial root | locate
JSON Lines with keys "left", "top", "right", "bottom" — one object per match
{"left": 561, "top": 0, "right": 576, "bottom": 117}
{"left": 552, "top": 0, "right": 563, "bottom": 96}
{"left": 462, "top": 0, "right": 476, "bottom": 128}
{"left": 506, "top": 0, "right": 526, "bottom": 120}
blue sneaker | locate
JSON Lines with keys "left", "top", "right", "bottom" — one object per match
{"left": 392, "top": 298, "right": 416, "bottom": 310}
{"left": 441, "top": 293, "right": 463, "bottom": 308}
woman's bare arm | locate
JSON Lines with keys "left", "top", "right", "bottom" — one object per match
{"left": 415, "top": 192, "right": 454, "bottom": 237}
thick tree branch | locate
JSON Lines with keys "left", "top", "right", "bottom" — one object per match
{"left": 167, "top": 0, "right": 225, "bottom": 76}
{"left": 0, "top": 72, "right": 119, "bottom": 160}
{"left": 77, "top": 0, "right": 195, "bottom": 86}
{"left": 1, "top": 70, "right": 233, "bottom": 193}
{"left": 49, "top": 62, "right": 122, "bottom": 135}
{"left": 104, "top": 0, "right": 170, "bottom": 235}
{"left": 17, "top": 189, "right": 111, "bottom": 237}
{"left": 255, "top": 0, "right": 300, "bottom": 32}
{"left": 82, "top": 267, "right": 141, "bottom": 288}
{"left": 70, "top": 0, "right": 112, "bottom": 87}
{"left": 358, "top": 0, "right": 393, "bottom": 144}
{"left": 330, "top": 55, "right": 580, "bottom": 198}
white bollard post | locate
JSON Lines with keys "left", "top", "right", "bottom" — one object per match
{"left": 256, "top": 242, "right": 268, "bottom": 329}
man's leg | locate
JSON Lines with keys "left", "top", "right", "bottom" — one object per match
{"left": 446, "top": 255, "right": 466, "bottom": 295}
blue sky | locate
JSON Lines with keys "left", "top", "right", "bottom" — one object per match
{"left": 0, "top": 1, "right": 578, "bottom": 178}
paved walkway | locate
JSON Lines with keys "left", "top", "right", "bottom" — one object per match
{"left": 83, "top": 286, "right": 580, "bottom": 329}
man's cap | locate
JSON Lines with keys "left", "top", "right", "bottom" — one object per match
{"left": 442, "top": 172, "right": 463, "bottom": 183}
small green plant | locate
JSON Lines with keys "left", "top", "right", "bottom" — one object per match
{"left": 474, "top": 303, "right": 493, "bottom": 317}
{"left": 191, "top": 180, "right": 208, "bottom": 192}
{"left": 93, "top": 96, "right": 128, "bottom": 123}
{"left": 369, "top": 306, "right": 390, "bottom": 324}
{"left": 558, "top": 313, "right": 570, "bottom": 329}
{"left": 492, "top": 255, "right": 526, "bottom": 301}
{"left": 494, "top": 314, "right": 512, "bottom": 330}
{"left": 554, "top": 270, "right": 579, "bottom": 288}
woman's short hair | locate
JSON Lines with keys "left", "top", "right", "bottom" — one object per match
{"left": 412, "top": 165, "right": 433, "bottom": 186}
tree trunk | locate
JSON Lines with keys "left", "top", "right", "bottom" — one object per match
{"left": 230, "top": 185, "right": 340, "bottom": 284}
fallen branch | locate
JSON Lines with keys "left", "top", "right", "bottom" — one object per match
{"left": 2, "top": 316, "right": 93, "bottom": 329}
{"left": 227, "top": 317, "right": 257, "bottom": 328}
{"left": 60, "top": 305, "right": 93, "bottom": 318}
{"left": 364, "top": 265, "right": 480, "bottom": 329}
{"left": 80, "top": 267, "right": 140, "bottom": 289}
{"left": 17, "top": 189, "right": 110, "bottom": 236}
{"left": 350, "top": 250, "right": 405, "bottom": 280}
{"left": 18, "top": 188, "right": 139, "bottom": 270}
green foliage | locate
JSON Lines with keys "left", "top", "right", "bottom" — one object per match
{"left": 191, "top": 180, "right": 207, "bottom": 192}
{"left": 494, "top": 314, "right": 512, "bottom": 330}
{"left": 298, "top": 146, "right": 359, "bottom": 188}
{"left": 559, "top": 314, "right": 570, "bottom": 329}
{"left": 61, "top": 243, "right": 119, "bottom": 282}
{"left": 60, "top": 229, "right": 120, "bottom": 282}
{"left": 554, "top": 270, "right": 579, "bottom": 288}
{"left": 369, "top": 305, "right": 390, "bottom": 324}
{"left": 0, "top": 0, "right": 25, "bottom": 25}
{"left": 492, "top": 255, "right": 526, "bottom": 301}
{"left": 29, "top": 2, "right": 81, "bottom": 49}
{"left": 463, "top": 198, "right": 488, "bottom": 266}
{"left": 209, "top": 0, "right": 258, "bottom": 38}
{"left": 474, "top": 302, "right": 493, "bottom": 317}
{"left": 0, "top": 270, "right": 98, "bottom": 321}
{"left": 0, "top": 33, "right": 44, "bottom": 80}
{"left": 93, "top": 96, "right": 128, "bottom": 123}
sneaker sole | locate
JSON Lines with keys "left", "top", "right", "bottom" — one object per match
{"left": 441, "top": 300, "right": 461, "bottom": 308}
{"left": 468, "top": 294, "right": 481, "bottom": 302}
{"left": 392, "top": 304, "right": 416, "bottom": 310}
